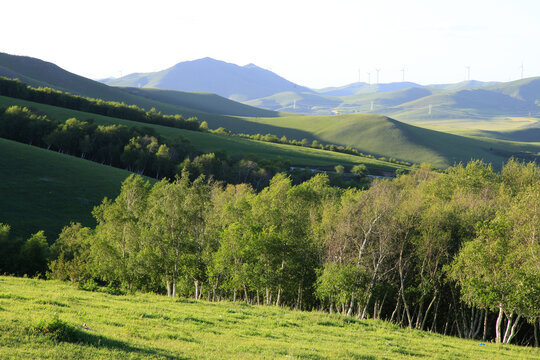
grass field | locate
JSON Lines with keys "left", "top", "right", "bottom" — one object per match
{"left": 0, "top": 96, "right": 406, "bottom": 172}
{"left": 0, "top": 138, "right": 137, "bottom": 239}
{"left": 0, "top": 276, "right": 537, "bottom": 360}
{"left": 238, "top": 114, "right": 540, "bottom": 168}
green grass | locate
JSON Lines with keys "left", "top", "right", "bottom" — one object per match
{"left": 0, "top": 137, "right": 137, "bottom": 239}
{"left": 0, "top": 276, "right": 537, "bottom": 359}
{"left": 238, "top": 113, "right": 540, "bottom": 168}
{"left": 0, "top": 96, "right": 406, "bottom": 172}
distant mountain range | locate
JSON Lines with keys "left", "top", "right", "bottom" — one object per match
{"left": 103, "top": 57, "right": 312, "bottom": 102}
{"left": 0, "top": 52, "right": 279, "bottom": 120}
{"left": 99, "top": 57, "right": 540, "bottom": 122}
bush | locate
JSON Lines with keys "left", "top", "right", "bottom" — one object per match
{"left": 30, "top": 317, "right": 80, "bottom": 342}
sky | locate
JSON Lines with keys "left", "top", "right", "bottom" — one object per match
{"left": 2, "top": 0, "right": 540, "bottom": 88}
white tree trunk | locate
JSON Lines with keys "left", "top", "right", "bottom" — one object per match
{"left": 495, "top": 304, "right": 504, "bottom": 344}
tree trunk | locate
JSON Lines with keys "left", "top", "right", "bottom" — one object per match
{"left": 534, "top": 317, "right": 538, "bottom": 347}
{"left": 495, "top": 304, "right": 504, "bottom": 344}
{"left": 503, "top": 314, "right": 520, "bottom": 345}
{"left": 172, "top": 277, "right": 176, "bottom": 298}
{"left": 347, "top": 292, "right": 355, "bottom": 316}
{"left": 166, "top": 278, "right": 171, "bottom": 297}
{"left": 194, "top": 280, "right": 199, "bottom": 300}
{"left": 483, "top": 309, "right": 488, "bottom": 341}
{"left": 420, "top": 294, "right": 437, "bottom": 331}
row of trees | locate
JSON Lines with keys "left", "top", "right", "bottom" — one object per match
{"left": 0, "top": 105, "right": 370, "bottom": 189}
{"left": 42, "top": 160, "right": 539, "bottom": 345}
{"left": 208, "top": 126, "right": 412, "bottom": 167}
{"left": 0, "top": 77, "right": 200, "bottom": 130}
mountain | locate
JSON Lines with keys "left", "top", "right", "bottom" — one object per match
{"left": 103, "top": 57, "right": 313, "bottom": 101}
{"left": 425, "top": 80, "right": 500, "bottom": 91}
{"left": 245, "top": 91, "right": 342, "bottom": 113}
{"left": 0, "top": 52, "right": 279, "bottom": 119}
{"left": 316, "top": 82, "right": 423, "bottom": 96}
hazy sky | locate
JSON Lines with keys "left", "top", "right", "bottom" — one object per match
{"left": 2, "top": 0, "right": 540, "bottom": 88}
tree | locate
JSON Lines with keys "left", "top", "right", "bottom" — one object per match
{"left": 334, "top": 165, "right": 344, "bottom": 174}
{"left": 19, "top": 231, "right": 50, "bottom": 277}
{"left": 449, "top": 213, "right": 539, "bottom": 344}
{"left": 91, "top": 174, "right": 151, "bottom": 290}
{"left": 49, "top": 223, "right": 92, "bottom": 283}
{"left": 351, "top": 164, "right": 367, "bottom": 177}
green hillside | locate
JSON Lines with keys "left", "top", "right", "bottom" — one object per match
{"left": 0, "top": 138, "right": 136, "bottom": 239}
{"left": 119, "top": 87, "right": 279, "bottom": 117}
{"left": 239, "top": 114, "right": 540, "bottom": 168}
{"left": 1, "top": 276, "right": 536, "bottom": 360}
{"left": 0, "top": 96, "right": 405, "bottom": 172}
{"left": 0, "top": 53, "right": 278, "bottom": 123}
{"left": 245, "top": 91, "right": 341, "bottom": 114}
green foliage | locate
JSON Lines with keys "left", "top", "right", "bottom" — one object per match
{"left": 18, "top": 231, "right": 50, "bottom": 277}
{"left": 29, "top": 316, "right": 80, "bottom": 343}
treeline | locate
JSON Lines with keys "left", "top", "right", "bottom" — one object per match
{"left": 0, "top": 77, "right": 200, "bottom": 130}
{"left": 1, "top": 76, "right": 410, "bottom": 168}
{"left": 0, "top": 105, "right": 368, "bottom": 189}
{"left": 3, "top": 160, "right": 533, "bottom": 345}
{"left": 208, "top": 125, "right": 412, "bottom": 167}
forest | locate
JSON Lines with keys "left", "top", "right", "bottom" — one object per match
{"left": 1, "top": 159, "right": 538, "bottom": 346}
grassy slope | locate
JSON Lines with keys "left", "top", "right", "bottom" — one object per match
{"left": 0, "top": 96, "right": 405, "bottom": 172}
{"left": 0, "top": 138, "right": 136, "bottom": 239}
{"left": 0, "top": 53, "right": 277, "bottom": 123}
{"left": 1, "top": 277, "right": 537, "bottom": 360}
{"left": 118, "top": 87, "right": 280, "bottom": 118}
{"left": 239, "top": 114, "right": 540, "bottom": 168}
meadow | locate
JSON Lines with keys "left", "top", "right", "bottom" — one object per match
{"left": 0, "top": 276, "right": 537, "bottom": 360}
{"left": 0, "top": 137, "right": 135, "bottom": 239}
{"left": 0, "top": 95, "right": 405, "bottom": 172}
{"left": 238, "top": 113, "right": 540, "bottom": 168}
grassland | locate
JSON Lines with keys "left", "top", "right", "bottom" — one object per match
{"left": 238, "top": 113, "right": 540, "bottom": 168}
{"left": 0, "top": 276, "right": 537, "bottom": 360}
{"left": 0, "top": 137, "right": 137, "bottom": 239}
{"left": 0, "top": 96, "right": 406, "bottom": 172}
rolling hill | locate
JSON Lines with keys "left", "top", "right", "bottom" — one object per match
{"left": 0, "top": 52, "right": 279, "bottom": 121}
{"left": 2, "top": 94, "right": 538, "bottom": 169}
{"left": 0, "top": 95, "right": 406, "bottom": 172}
{"left": 0, "top": 137, "right": 137, "bottom": 239}
{"left": 237, "top": 114, "right": 540, "bottom": 168}
{"left": 103, "top": 57, "right": 313, "bottom": 102}
{"left": 1, "top": 276, "right": 537, "bottom": 360}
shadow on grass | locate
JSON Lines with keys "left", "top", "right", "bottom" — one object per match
{"left": 31, "top": 318, "right": 187, "bottom": 360}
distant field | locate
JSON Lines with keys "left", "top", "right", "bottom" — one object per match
{"left": 0, "top": 138, "right": 136, "bottom": 239}
{"left": 1, "top": 276, "right": 537, "bottom": 360}
{"left": 238, "top": 113, "right": 540, "bottom": 168}
{"left": 0, "top": 96, "right": 406, "bottom": 172}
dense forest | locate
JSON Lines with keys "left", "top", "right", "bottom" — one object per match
{"left": 1, "top": 160, "right": 538, "bottom": 346}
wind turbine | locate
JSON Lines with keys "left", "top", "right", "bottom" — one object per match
{"left": 376, "top": 69, "right": 380, "bottom": 84}
{"left": 466, "top": 66, "right": 471, "bottom": 81}
{"left": 367, "top": 72, "right": 371, "bottom": 85}
{"left": 520, "top": 62, "right": 524, "bottom": 79}
{"left": 358, "top": 68, "right": 361, "bottom": 83}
